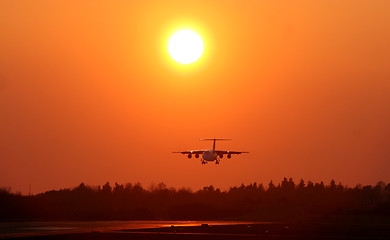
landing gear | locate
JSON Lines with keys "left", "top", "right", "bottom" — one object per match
{"left": 215, "top": 159, "right": 220, "bottom": 165}
{"left": 201, "top": 158, "right": 207, "bottom": 164}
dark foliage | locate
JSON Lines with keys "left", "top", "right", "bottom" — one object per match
{"left": 1, "top": 178, "right": 389, "bottom": 221}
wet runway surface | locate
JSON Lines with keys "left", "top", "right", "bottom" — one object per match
{"left": 0, "top": 221, "right": 257, "bottom": 238}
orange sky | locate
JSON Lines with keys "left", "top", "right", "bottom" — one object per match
{"left": 1, "top": 1, "right": 390, "bottom": 194}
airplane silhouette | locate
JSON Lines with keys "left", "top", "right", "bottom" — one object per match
{"left": 174, "top": 139, "right": 249, "bottom": 164}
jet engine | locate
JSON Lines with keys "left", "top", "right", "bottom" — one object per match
{"left": 188, "top": 154, "right": 192, "bottom": 159}
{"left": 195, "top": 154, "right": 199, "bottom": 158}
{"left": 227, "top": 154, "right": 232, "bottom": 159}
{"left": 219, "top": 154, "right": 223, "bottom": 158}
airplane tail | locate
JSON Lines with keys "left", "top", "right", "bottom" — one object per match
{"left": 200, "top": 138, "right": 231, "bottom": 151}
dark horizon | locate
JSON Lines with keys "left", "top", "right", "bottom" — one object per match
{"left": 2, "top": 178, "right": 389, "bottom": 196}
{"left": 2, "top": 177, "right": 389, "bottom": 222}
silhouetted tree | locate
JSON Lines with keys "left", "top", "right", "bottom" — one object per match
{"left": 268, "top": 180, "right": 276, "bottom": 191}
{"left": 298, "top": 179, "right": 305, "bottom": 189}
{"left": 102, "top": 182, "right": 112, "bottom": 193}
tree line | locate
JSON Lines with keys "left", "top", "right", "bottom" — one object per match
{"left": 1, "top": 178, "right": 389, "bottom": 221}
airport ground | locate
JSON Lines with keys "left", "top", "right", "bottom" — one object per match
{"left": 3, "top": 221, "right": 390, "bottom": 240}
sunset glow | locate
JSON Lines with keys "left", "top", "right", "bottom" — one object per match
{"left": 0, "top": 0, "right": 389, "bottom": 195}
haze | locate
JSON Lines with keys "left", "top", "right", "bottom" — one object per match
{"left": 1, "top": 1, "right": 389, "bottom": 194}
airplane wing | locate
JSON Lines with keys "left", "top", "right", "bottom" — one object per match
{"left": 214, "top": 150, "right": 249, "bottom": 155}
{"left": 173, "top": 150, "right": 205, "bottom": 154}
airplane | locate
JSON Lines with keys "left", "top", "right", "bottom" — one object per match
{"left": 173, "top": 139, "right": 249, "bottom": 165}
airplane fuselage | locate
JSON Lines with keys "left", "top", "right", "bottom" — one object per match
{"left": 202, "top": 150, "right": 217, "bottom": 161}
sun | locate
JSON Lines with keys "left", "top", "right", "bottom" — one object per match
{"left": 168, "top": 30, "right": 204, "bottom": 64}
